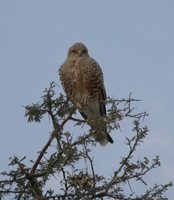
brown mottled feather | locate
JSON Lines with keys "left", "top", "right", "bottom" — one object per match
{"left": 59, "top": 42, "right": 113, "bottom": 145}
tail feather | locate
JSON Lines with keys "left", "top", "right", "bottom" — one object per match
{"left": 93, "top": 130, "right": 113, "bottom": 146}
{"left": 107, "top": 133, "right": 114, "bottom": 144}
{"left": 79, "top": 101, "right": 114, "bottom": 145}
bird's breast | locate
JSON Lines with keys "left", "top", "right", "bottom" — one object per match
{"left": 60, "top": 58, "right": 92, "bottom": 108}
{"left": 70, "top": 61, "right": 90, "bottom": 108}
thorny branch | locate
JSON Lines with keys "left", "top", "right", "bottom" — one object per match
{"left": 0, "top": 82, "right": 172, "bottom": 200}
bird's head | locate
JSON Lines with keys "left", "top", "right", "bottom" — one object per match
{"left": 68, "top": 42, "right": 89, "bottom": 57}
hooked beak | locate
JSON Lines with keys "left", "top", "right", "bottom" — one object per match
{"left": 78, "top": 50, "right": 82, "bottom": 57}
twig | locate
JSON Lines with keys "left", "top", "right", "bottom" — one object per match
{"left": 28, "top": 132, "right": 55, "bottom": 178}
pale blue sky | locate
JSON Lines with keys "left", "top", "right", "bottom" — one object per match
{"left": 0, "top": 1, "right": 174, "bottom": 198}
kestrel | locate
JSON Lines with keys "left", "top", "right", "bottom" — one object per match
{"left": 59, "top": 42, "right": 113, "bottom": 145}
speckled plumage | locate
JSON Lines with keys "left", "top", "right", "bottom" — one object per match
{"left": 59, "top": 42, "right": 113, "bottom": 145}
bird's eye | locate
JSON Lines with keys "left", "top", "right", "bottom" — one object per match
{"left": 82, "top": 49, "right": 87, "bottom": 53}
{"left": 71, "top": 49, "right": 76, "bottom": 53}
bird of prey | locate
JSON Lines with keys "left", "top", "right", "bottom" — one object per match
{"left": 59, "top": 42, "right": 113, "bottom": 145}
